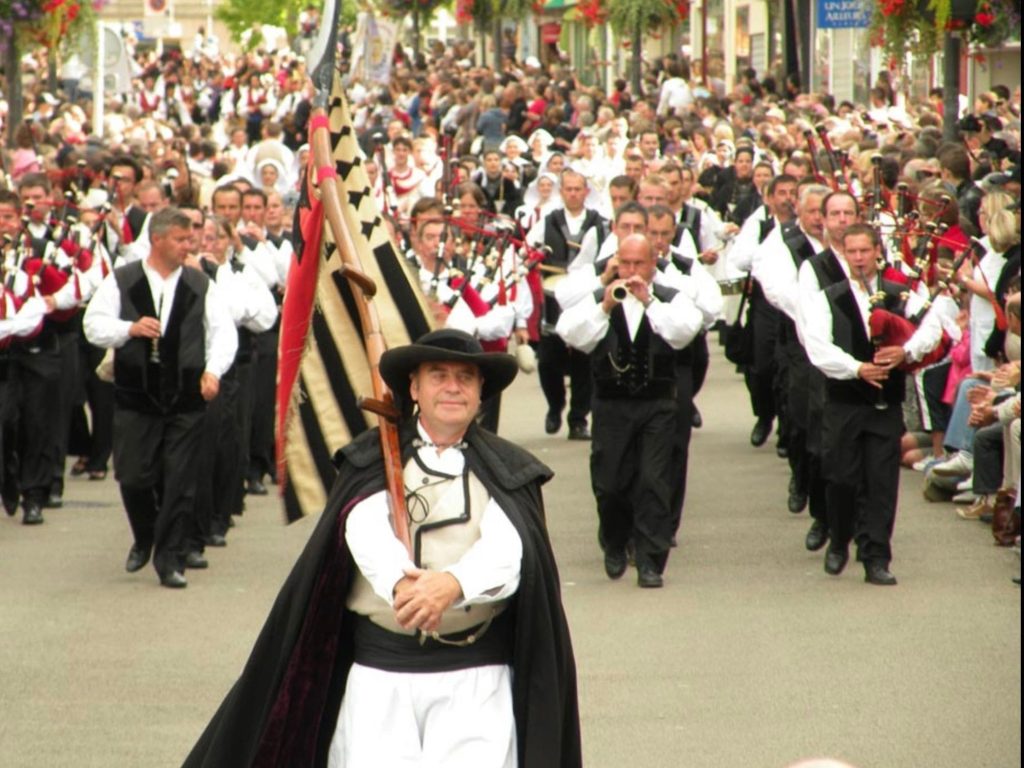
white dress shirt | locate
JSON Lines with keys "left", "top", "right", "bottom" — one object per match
{"left": 0, "top": 294, "right": 46, "bottom": 340}
{"left": 725, "top": 205, "right": 770, "bottom": 276}
{"left": 82, "top": 260, "right": 238, "bottom": 378}
{"left": 754, "top": 226, "right": 824, "bottom": 325}
{"left": 556, "top": 279, "right": 704, "bottom": 354}
{"left": 802, "top": 261, "right": 942, "bottom": 381}
{"left": 209, "top": 260, "right": 279, "bottom": 333}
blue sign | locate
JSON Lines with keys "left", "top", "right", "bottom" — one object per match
{"left": 817, "top": 0, "right": 870, "bottom": 28}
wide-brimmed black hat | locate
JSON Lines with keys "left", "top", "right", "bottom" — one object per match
{"left": 380, "top": 329, "right": 518, "bottom": 403}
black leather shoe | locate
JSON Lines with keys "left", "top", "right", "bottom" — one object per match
{"left": 544, "top": 411, "right": 562, "bottom": 435}
{"left": 864, "top": 563, "right": 898, "bottom": 586}
{"left": 185, "top": 551, "right": 209, "bottom": 569}
{"left": 604, "top": 550, "right": 627, "bottom": 579}
{"left": 125, "top": 545, "right": 151, "bottom": 573}
{"left": 567, "top": 424, "right": 591, "bottom": 441}
{"left": 805, "top": 520, "right": 828, "bottom": 551}
{"left": 159, "top": 571, "right": 188, "bottom": 589}
{"left": 4, "top": 495, "right": 19, "bottom": 516}
{"left": 824, "top": 547, "right": 849, "bottom": 576}
{"left": 247, "top": 479, "right": 268, "bottom": 496}
{"left": 691, "top": 407, "right": 703, "bottom": 429}
{"left": 637, "top": 566, "right": 664, "bottom": 588}
{"left": 22, "top": 503, "right": 44, "bottom": 525}
{"left": 788, "top": 489, "right": 808, "bottom": 514}
{"left": 750, "top": 419, "right": 772, "bottom": 447}
{"left": 205, "top": 533, "right": 227, "bottom": 547}
{"left": 776, "top": 443, "right": 788, "bottom": 459}
{"left": 45, "top": 493, "right": 63, "bottom": 509}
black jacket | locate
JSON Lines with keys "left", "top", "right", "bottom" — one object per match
{"left": 182, "top": 421, "right": 581, "bottom": 768}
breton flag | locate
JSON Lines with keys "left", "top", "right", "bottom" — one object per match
{"left": 276, "top": 80, "right": 434, "bottom": 523}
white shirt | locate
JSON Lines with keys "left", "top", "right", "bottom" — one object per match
{"left": 82, "top": 260, "right": 238, "bottom": 378}
{"left": 968, "top": 245, "right": 1007, "bottom": 372}
{"left": 209, "top": 260, "right": 279, "bottom": 333}
{"left": 802, "top": 262, "right": 942, "bottom": 381}
{"left": 726, "top": 205, "right": 770, "bottom": 276}
{"left": 417, "top": 264, "right": 516, "bottom": 341}
{"left": 345, "top": 420, "right": 522, "bottom": 607}
{"left": 755, "top": 226, "right": 824, "bottom": 325}
{"left": 0, "top": 294, "right": 46, "bottom": 341}
{"left": 556, "top": 280, "right": 704, "bottom": 354}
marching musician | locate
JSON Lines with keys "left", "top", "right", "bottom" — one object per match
{"left": 0, "top": 190, "right": 49, "bottom": 520}
{"left": 556, "top": 234, "right": 704, "bottom": 588}
{"left": 802, "top": 224, "right": 942, "bottom": 586}
{"left": 755, "top": 182, "right": 831, "bottom": 549}
{"left": 728, "top": 173, "right": 798, "bottom": 450}
{"left": 83, "top": 207, "right": 238, "bottom": 589}
{"left": 185, "top": 212, "right": 278, "bottom": 563}
{"left": 473, "top": 150, "right": 523, "bottom": 216}
{"left": 526, "top": 169, "right": 607, "bottom": 439}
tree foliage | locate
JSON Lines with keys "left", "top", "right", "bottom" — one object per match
{"left": 215, "top": 0, "right": 357, "bottom": 45}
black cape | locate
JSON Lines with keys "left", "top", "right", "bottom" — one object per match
{"left": 182, "top": 422, "right": 581, "bottom": 768}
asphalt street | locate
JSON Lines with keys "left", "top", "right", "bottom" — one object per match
{"left": 1, "top": 345, "right": 1020, "bottom": 768}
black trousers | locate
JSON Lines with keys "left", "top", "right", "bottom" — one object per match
{"left": 744, "top": 289, "right": 779, "bottom": 423}
{"left": 537, "top": 333, "right": 592, "bottom": 427}
{"left": 68, "top": 338, "right": 114, "bottom": 472}
{"left": 113, "top": 407, "right": 205, "bottom": 577}
{"left": 51, "top": 328, "right": 80, "bottom": 495}
{"left": 821, "top": 399, "right": 903, "bottom": 565}
{"left": 11, "top": 349, "right": 62, "bottom": 505}
{"left": 235, "top": 359, "right": 255, "bottom": 512}
{"left": 691, "top": 332, "right": 709, "bottom": 396}
{"left": 972, "top": 423, "right": 1005, "bottom": 496}
{"left": 780, "top": 339, "right": 827, "bottom": 523}
{"left": 670, "top": 364, "right": 694, "bottom": 535}
{"left": 591, "top": 397, "right": 678, "bottom": 573}
{"left": 249, "top": 329, "right": 278, "bottom": 482}
{"left": 191, "top": 374, "right": 241, "bottom": 549}
{"left": 0, "top": 367, "right": 17, "bottom": 506}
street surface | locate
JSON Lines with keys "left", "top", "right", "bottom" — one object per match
{"left": 1, "top": 346, "right": 1020, "bottom": 768}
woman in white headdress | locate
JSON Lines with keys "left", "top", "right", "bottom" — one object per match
{"left": 257, "top": 158, "right": 294, "bottom": 203}
{"left": 526, "top": 129, "right": 554, "bottom": 170}
{"left": 515, "top": 171, "right": 561, "bottom": 232}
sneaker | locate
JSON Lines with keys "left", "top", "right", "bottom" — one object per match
{"left": 911, "top": 455, "right": 936, "bottom": 471}
{"left": 931, "top": 452, "right": 973, "bottom": 478}
{"left": 952, "top": 490, "right": 977, "bottom": 504}
{"left": 956, "top": 476, "right": 974, "bottom": 492}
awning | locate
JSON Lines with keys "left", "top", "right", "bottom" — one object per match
{"left": 542, "top": 0, "right": 578, "bottom": 11}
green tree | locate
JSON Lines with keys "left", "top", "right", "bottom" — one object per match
{"left": 216, "top": 0, "right": 356, "bottom": 48}
{"left": 607, "top": 0, "right": 686, "bottom": 96}
{"left": 469, "top": 0, "right": 534, "bottom": 70}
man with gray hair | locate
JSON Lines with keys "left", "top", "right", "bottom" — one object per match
{"left": 84, "top": 207, "right": 238, "bottom": 589}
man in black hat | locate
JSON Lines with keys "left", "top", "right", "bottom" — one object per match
{"left": 183, "top": 328, "right": 580, "bottom": 768}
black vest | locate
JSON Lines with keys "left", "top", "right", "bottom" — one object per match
{"left": 823, "top": 277, "right": 907, "bottom": 407}
{"left": 543, "top": 208, "right": 606, "bottom": 270}
{"left": 674, "top": 204, "right": 702, "bottom": 251}
{"left": 113, "top": 261, "right": 209, "bottom": 414}
{"left": 590, "top": 283, "right": 679, "bottom": 400}
{"left": 543, "top": 208, "right": 605, "bottom": 326}
{"left": 809, "top": 248, "right": 846, "bottom": 291}
{"left": 777, "top": 224, "right": 817, "bottom": 345}
{"left": 757, "top": 210, "right": 775, "bottom": 244}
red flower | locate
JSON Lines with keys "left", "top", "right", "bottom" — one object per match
{"left": 974, "top": 11, "right": 995, "bottom": 26}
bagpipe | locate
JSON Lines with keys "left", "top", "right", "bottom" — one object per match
{"left": 860, "top": 244, "right": 970, "bottom": 374}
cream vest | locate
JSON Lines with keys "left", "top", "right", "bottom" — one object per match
{"left": 347, "top": 456, "right": 509, "bottom": 636}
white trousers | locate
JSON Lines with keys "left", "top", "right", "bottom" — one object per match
{"left": 327, "top": 663, "right": 517, "bottom": 768}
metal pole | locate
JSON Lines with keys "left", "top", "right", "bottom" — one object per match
{"left": 942, "top": 32, "right": 961, "bottom": 142}
{"left": 92, "top": 22, "right": 105, "bottom": 138}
